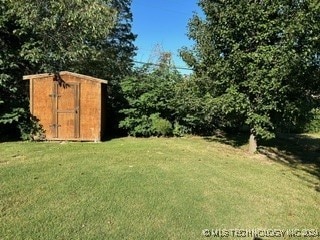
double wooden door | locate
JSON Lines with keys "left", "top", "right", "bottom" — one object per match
{"left": 50, "top": 82, "right": 80, "bottom": 139}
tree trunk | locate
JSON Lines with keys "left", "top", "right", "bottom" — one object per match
{"left": 249, "top": 130, "right": 257, "bottom": 154}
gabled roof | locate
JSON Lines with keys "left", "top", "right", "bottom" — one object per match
{"left": 23, "top": 71, "right": 108, "bottom": 84}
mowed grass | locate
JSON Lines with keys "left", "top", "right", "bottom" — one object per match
{"left": 0, "top": 137, "right": 319, "bottom": 240}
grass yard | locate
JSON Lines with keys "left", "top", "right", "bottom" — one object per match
{"left": 0, "top": 137, "right": 319, "bottom": 239}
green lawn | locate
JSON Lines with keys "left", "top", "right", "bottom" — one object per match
{"left": 0, "top": 137, "right": 319, "bottom": 239}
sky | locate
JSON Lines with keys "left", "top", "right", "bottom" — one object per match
{"left": 131, "top": 0, "right": 201, "bottom": 74}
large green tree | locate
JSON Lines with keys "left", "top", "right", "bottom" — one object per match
{"left": 96, "top": 0, "right": 137, "bottom": 135}
{"left": 74, "top": 0, "right": 136, "bottom": 79}
{"left": 0, "top": 0, "right": 136, "bottom": 139}
{"left": 181, "top": 0, "right": 320, "bottom": 152}
{"left": 6, "top": 0, "right": 116, "bottom": 73}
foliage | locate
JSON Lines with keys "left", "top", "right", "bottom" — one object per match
{"left": 104, "top": 0, "right": 137, "bottom": 78}
{"left": 6, "top": 0, "right": 116, "bottom": 73}
{"left": 17, "top": 114, "right": 46, "bottom": 141}
{"left": 172, "top": 76, "right": 218, "bottom": 135}
{"left": 304, "top": 108, "right": 320, "bottom": 133}
{"left": 101, "top": 0, "right": 137, "bottom": 135}
{"left": 181, "top": 0, "right": 320, "bottom": 141}
{"left": 120, "top": 62, "right": 235, "bottom": 137}
{"left": 119, "top": 113, "right": 172, "bottom": 137}
{"left": 119, "top": 63, "right": 183, "bottom": 137}
{"left": 0, "top": 0, "right": 29, "bottom": 132}
{"left": 150, "top": 113, "right": 172, "bottom": 136}
{"left": 172, "top": 122, "right": 191, "bottom": 137}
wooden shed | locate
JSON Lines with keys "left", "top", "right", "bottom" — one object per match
{"left": 23, "top": 71, "right": 108, "bottom": 141}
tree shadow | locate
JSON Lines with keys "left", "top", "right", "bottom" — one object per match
{"left": 259, "top": 133, "right": 320, "bottom": 192}
{"left": 204, "top": 131, "right": 320, "bottom": 192}
{"left": 203, "top": 131, "right": 249, "bottom": 148}
{"left": 0, "top": 124, "right": 21, "bottom": 142}
{"left": 53, "top": 73, "right": 70, "bottom": 88}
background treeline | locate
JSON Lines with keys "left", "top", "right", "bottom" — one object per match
{"left": 1, "top": 0, "right": 319, "bottom": 146}
{"left": 120, "top": 58, "right": 320, "bottom": 138}
{"left": 121, "top": 0, "right": 320, "bottom": 152}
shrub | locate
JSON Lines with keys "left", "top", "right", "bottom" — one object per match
{"left": 119, "top": 114, "right": 153, "bottom": 137}
{"left": 119, "top": 65, "right": 181, "bottom": 137}
{"left": 304, "top": 108, "right": 320, "bottom": 133}
{"left": 150, "top": 114, "right": 172, "bottom": 136}
{"left": 19, "top": 115, "right": 46, "bottom": 141}
{"left": 172, "top": 122, "right": 191, "bottom": 137}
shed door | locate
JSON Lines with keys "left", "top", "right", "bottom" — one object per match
{"left": 51, "top": 82, "right": 80, "bottom": 139}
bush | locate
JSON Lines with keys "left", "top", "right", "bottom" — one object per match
{"left": 119, "top": 65, "right": 181, "bottom": 137}
{"left": 150, "top": 114, "right": 172, "bottom": 136}
{"left": 19, "top": 115, "right": 45, "bottom": 141}
{"left": 119, "top": 114, "right": 153, "bottom": 137}
{"left": 119, "top": 113, "right": 173, "bottom": 137}
{"left": 119, "top": 64, "right": 227, "bottom": 137}
{"left": 304, "top": 108, "right": 320, "bottom": 133}
{"left": 173, "top": 122, "right": 191, "bottom": 137}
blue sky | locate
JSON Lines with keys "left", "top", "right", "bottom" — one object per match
{"left": 131, "top": 0, "right": 201, "bottom": 73}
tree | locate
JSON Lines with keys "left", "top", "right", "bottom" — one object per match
{"left": 0, "top": 0, "right": 33, "bottom": 139}
{"left": 7, "top": 0, "right": 117, "bottom": 72}
{"left": 181, "top": 0, "right": 320, "bottom": 152}
{"left": 0, "top": 0, "right": 136, "bottom": 139}
{"left": 119, "top": 53, "right": 182, "bottom": 137}
{"left": 92, "top": 0, "right": 137, "bottom": 135}
{"left": 73, "top": 0, "right": 136, "bottom": 79}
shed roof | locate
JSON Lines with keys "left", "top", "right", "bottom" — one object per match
{"left": 23, "top": 71, "right": 108, "bottom": 84}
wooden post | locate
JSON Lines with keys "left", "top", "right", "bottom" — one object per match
{"left": 249, "top": 129, "right": 257, "bottom": 154}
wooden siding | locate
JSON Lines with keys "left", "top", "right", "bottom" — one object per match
{"left": 78, "top": 77, "right": 101, "bottom": 141}
{"left": 24, "top": 71, "right": 108, "bottom": 141}
{"left": 31, "top": 76, "right": 54, "bottom": 139}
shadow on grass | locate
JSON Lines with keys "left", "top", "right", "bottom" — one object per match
{"left": 259, "top": 133, "right": 320, "bottom": 192}
{"left": 203, "top": 131, "right": 250, "bottom": 148}
{"left": 204, "top": 131, "right": 320, "bottom": 192}
{"left": 0, "top": 127, "right": 21, "bottom": 143}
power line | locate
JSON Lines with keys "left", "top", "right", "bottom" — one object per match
{"left": 133, "top": 1, "right": 198, "bottom": 16}
{"left": 133, "top": 60, "right": 193, "bottom": 71}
